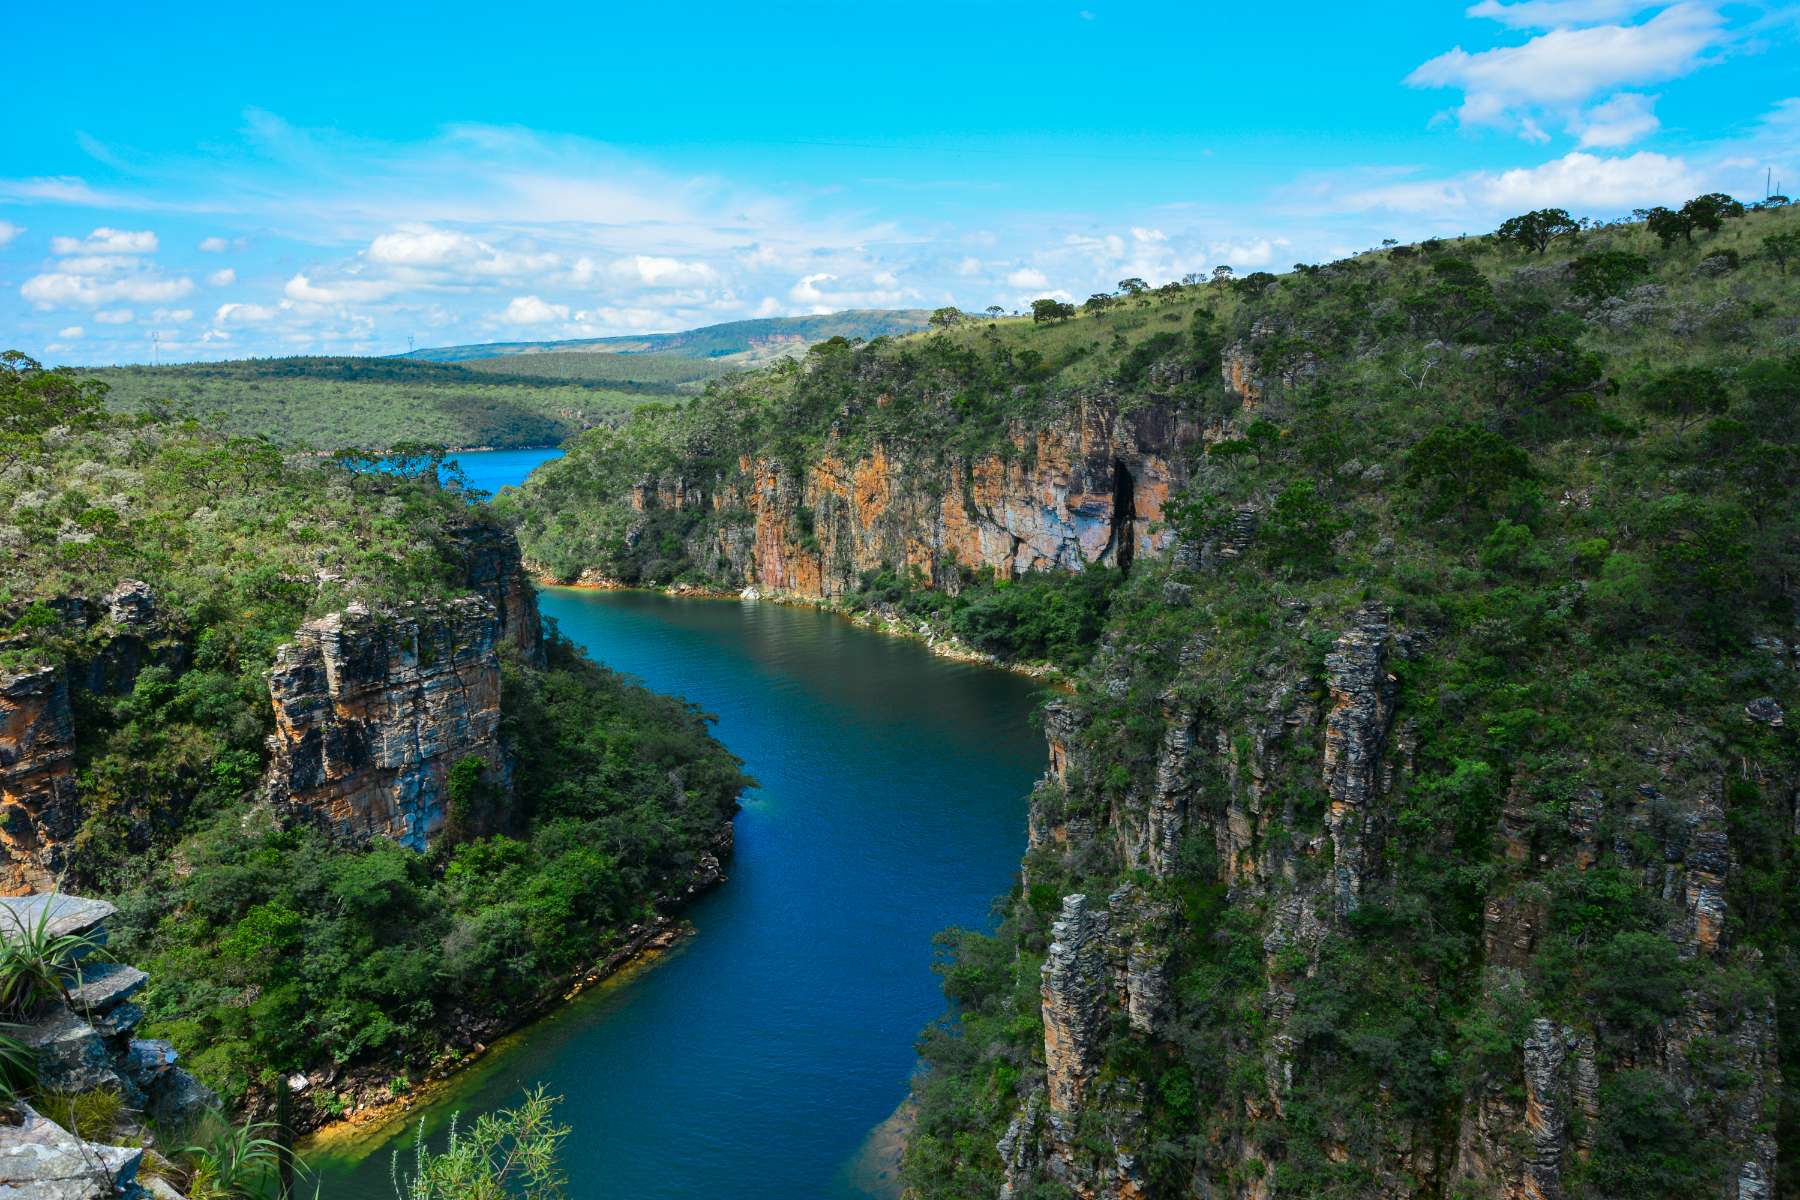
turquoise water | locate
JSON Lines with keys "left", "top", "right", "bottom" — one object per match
{"left": 310, "top": 453, "right": 1045, "bottom": 1199}
{"left": 445, "top": 446, "right": 563, "bottom": 497}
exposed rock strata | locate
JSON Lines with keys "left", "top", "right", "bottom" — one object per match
{"left": 263, "top": 598, "right": 506, "bottom": 849}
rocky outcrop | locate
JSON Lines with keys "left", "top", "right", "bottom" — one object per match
{"left": 450, "top": 520, "right": 544, "bottom": 668}
{"left": 612, "top": 394, "right": 1201, "bottom": 599}
{"left": 1, "top": 894, "right": 218, "bottom": 1165}
{"left": 0, "top": 1102, "right": 143, "bottom": 1200}
{"left": 1320, "top": 607, "right": 1397, "bottom": 917}
{"left": 0, "top": 667, "right": 79, "bottom": 894}
{"left": 263, "top": 598, "right": 506, "bottom": 849}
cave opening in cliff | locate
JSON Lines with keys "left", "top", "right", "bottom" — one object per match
{"left": 1110, "top": 459, "right": 1136, "bottom": 576}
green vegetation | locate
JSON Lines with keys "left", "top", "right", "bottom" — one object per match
{"left": 394, "top": 1088, "right": 568, "bottom": 1200}
{"left": 0, "top": 354, "right": 748, "bottom": 1109}
{"left": 581, "top": 199, "right": 1800, "bottom": 1199}
{"left": 83, "top": 356, "right": 661, "bottom": 450}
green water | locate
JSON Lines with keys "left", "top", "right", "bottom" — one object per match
{"left": 310, "top": 588, "right": 1045, "bottom": 1199}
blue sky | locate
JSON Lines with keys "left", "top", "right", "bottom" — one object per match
{"left": 5, "top": 1, "right": 1797, "bottom": 364}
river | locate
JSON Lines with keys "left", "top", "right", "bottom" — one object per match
{"left": 309, "top": 450, "right": 1046, "bottom": 1200}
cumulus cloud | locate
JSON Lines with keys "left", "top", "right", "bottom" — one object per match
{"left": 1339, "top": 149, "right": 1700, "bottom": 215}
{"left": 1006, "top": 267, "right": 1050, "bottom": 289}
{"left": 215, "top": 302, "right": 277, "bottom": 324}
{"left": 0, "top": 221, "right": 21, "bottom": 247}
{"left": 1408, "top": 4, "right": 1723, "bottom": 138}
{"left": 208, "top": 268, "right": 237, "bottom": 287}
{"left": 94, "top": 309, "right": 134, "bottom": 325}
{"left": 1573, "top": 91, "right": 1662, "bottom": 147}
{"left": 21, "top": 272, "right": 194, "bottom": 308}
{"left": 784, "top": 272, "right": 908, "bottom": 311}
{"left": 56, "top": 326, "right": 83, "bottom": 339}
{"left": 49, "top": 227, "right": 158, "bottom": 255}
{"left": 198, "top": 236, "right": 232, "bottom": 253}
{"left": 606, "top": 254, "right": 720, "bottom": 288}
{"left": 283, "top": 273, "right": 405, "bottom": 304}
{"left": 499, "top": 295, "right": 570, "bottom": 325}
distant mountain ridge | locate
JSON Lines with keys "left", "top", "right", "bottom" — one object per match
{"left": 399, "top": 309, "right": 934, "bottom": 365}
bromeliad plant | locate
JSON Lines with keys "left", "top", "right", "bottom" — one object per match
{"left": 0, "top": 895, "right": 109, "bottom": 1022}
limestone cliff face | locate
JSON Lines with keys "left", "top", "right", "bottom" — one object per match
{"left": 450, "top": 519, "right": 545, "bottom": 668}
{"left": 0, "top": 665, "right": 78, "bottom": 893}
{"left": 1001, "top": 599, "right": 1783, "bottom": 1200}
{"left": 262, "top": 598, "right": 506, "bottom": 850}
{"left": 616, "top": 393, "right": 1199, "bottom": 598}
{"left": 0, "top": 580, "right": 184, "bottom": 894}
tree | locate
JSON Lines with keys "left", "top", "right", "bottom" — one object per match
{"left": 983, "top": 305, "right": 1005, "bottom": 319}
{"left": 1496, "top": 208, "right": 1580, "bottom": 254}
{"left": 1404, "top": 423, "right": 1531, "bottom": 520}
{"left": 1568, "top": 250, "right": 1649, "bottom": 301}
{"left": 1762, "top": 231, "right": 1799, "bottom": 275}
{"left": 1680, "top": 192, "right": 1745, "bottom": 237}
{"left": 1031, "top": 298, "right": 1075, "bottom": 323}
{"left": 928, "top": 306, "right": 965, "bottom": 330}
{"left": 1642, "top": 206, "right": 1693, "bottom": 248}
{"left": 1116, "top": 277, "right": 1149, "bottom": 296}
{"left": 1210, "top": 265, "right": 1235, "bottom": 284}
{"left": 1641, "top": 366, "right": 1729, "bottom": 441}
{"left": 1084, "top": 293, "right": 1115, "bottom": 313}
{"left": 0, "top": 350, "right": 108, "bottom": 470}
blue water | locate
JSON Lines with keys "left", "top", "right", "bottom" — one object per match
{"left": 445, "top": 446, "right": 563, "bottom": 497}
{"left": 311, "top": 451, "right": 1045, "bottom": 1200}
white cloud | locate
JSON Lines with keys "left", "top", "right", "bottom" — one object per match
{"left": 499, "top": 295, "right": 569, "bottom": 325}
{"left": 1573, "top": 91, "right": 1662, "bottom": 147}
{"left": 607, "top": 254, "right": 720, "bottom": 288}
{"left": 1466, "top": 0, "right": 1653, "bottom": 28}
{"left": 56, "top": 326, "right": 83, "bottom": 339}
{"left": 94, "top": 309, "right": 134, "bottom": 325}
{"left": 955, "top": 257, "right": 984, "bottom": 276}
{"left": 1208, "top": 238, "right": 1286, "bottom": 267}
{"left": 49, "top": 227, "right": 158, "bottom": 256}
{"left": 198, "top": 236, "right": 232, "bottom": 252}
{"left": 787, "top": 271, "right": 912, "bottom": 311}
{"left": 1006, "top": 267, "right": 1050, "bottom": 289}
{"left": 214, "top": 302, "right": 276, "bottom": 324}
{"left": 154, "top": 308, "right": 194, "bottom": 323}
{"left": 208, "top": 268, "right": 237, "bottom": 287}
{"left": 1340, "top": 149, "right": 1701, "bottom": 215}
{"left": 1408, "top": 4, "right": 1724, "bottom": 137}
{"left": 283, "top": 273, "right": 404, "bottom": 303}
{"left": 0, "top": 221, "right": 21, "bottom": 247}
{"left": 21, "top": 272, "right": 194, "bottom": 308}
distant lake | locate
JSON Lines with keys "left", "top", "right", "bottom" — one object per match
{"left": 447, "top": 446, "right": 563, "bottom": 497}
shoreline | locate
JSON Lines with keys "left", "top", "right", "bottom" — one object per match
{"left": 534, "top": 572, "right": 1068, "bottom": 687}
{"left": 299, "top": 920, "right": 691, "bottom": 1151}
{"left": 293, "top": 816, "right": 732, "bottom": 1147}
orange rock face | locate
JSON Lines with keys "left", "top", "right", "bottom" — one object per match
{"left": 655, "top": 395, "right": 1200, "bottom": 598}
{"left": 0, "top": 666, "right": 79, "bottom": 895}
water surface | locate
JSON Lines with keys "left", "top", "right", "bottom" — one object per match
{"left": 445, "top": 446, "right": 563, "bottom": 497}
{"left": 311, "top": 452, "right": 1045, "bottom": 1199}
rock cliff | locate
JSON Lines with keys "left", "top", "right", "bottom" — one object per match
{"left": 262, "top": 597, "right": 506, "bottom": 848}
{"left": 0, "top": 894, "right": 216, "bottom": 1200}
{"left": 538, "top": 390, "right": 1202, "bottom": 599}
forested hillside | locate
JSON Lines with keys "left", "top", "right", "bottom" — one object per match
{"left": 504, "top": 198, "right": 1800, "bottom": 1198}
{"left": 84, "top": 356, "right": 664, "bottom": 450}
{"left": 0, "top": 357, "right": 747, "bottom": 1123}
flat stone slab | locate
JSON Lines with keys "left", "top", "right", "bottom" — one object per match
{"left": 0, "top": 1101, "right": 141, "bottom": 1200}
{"left": 0, "top": 896, "right": 115, "bottom": 945}
{"left": 62, "top": 962, "right": 146, "bottom": 1015}
{"left": 18, "top": 1011, "right": 119, "bottom": 1095}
